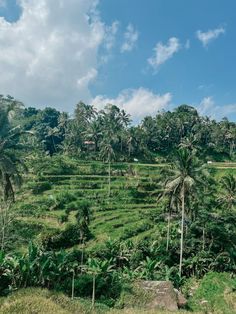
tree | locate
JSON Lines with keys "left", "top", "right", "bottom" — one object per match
{"left": 0, "top": 201, "right": 13, "bottom": 252}
{"left": 0, "top": 100, "right": 29, "bottom": 201}
{"left": 100, "top": 141, "right": 115, "bottom": 197}
{"left": 163, "top": 148, "right": 208, "bottom": 277}
{"left": 83, "top": 120, "right": 102, "bottom": 152}
{"left": 86, "top": 257, "right": 114, "bottom": 309}
{"left": 218, "top": 174, "right": 236, "bottom": 210}
{"left": 158, "top": 188, "right": 179, "bottom": 252}
{"left": 75, "top": 201, "right": 92, "bottom": 266}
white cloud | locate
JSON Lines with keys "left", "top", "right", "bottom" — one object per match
{"left": 104, "top": 21, "right": 119, "bottom": 51}
{"left": 0, "top": 0, "right": 109, "bottom": 111}
{"left": 198, "top": 96, "right": 236, "bottom": 119}
{"left": 148, "top": 37, "right": 181, "bottom": 70}
{"left": 77, "top": 68, "right": 98, "bottom": 87}
{"left": 196, "top": 27, "right": 225, "bottom": 47}
{"left": 121, "top": 23, "right": 139, "bottom": 53}
{"left": 91, "top": 87, "right": 172, "bottom": 120}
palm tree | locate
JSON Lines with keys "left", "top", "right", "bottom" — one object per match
{"left": 163, "top": 148, "right": 208, "bottom": 277}
{"left": 100, "top": 141, "right": 115, "bottom": 197}
{"left": 158, "top": 190, "right": 179, "bottom": 252}
{"left": 0, "top": 103, "right": 29, "bottom": 201}
{"left": 83, "top": 120, "right": 102, "bottom": 152}
{"left": 75, "top": 201, "right": 92, "bottom": 267}
{"left": 75, "top": 102, "right": 97, "bottom": 128}
{"left": 86, "top": 257, "right": 114, "bottom": 309}
{"left": 218, "top": 174, "right": 236, "bottom": 210}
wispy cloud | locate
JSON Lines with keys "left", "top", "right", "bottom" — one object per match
{"left": 91, "top": 87, "right": 172, "bottom": 120}
{"left": 104, "top": 21, "right": 119, "bottom": 51}
{"left": 198, "top": 96, "right": 236, "bottom": 120}
{"left": 121, "top": 24, "right": 139, "bottom": 53}
{"left": 196, "top": 26, "right": 225, "bottom": 47}
{"left": 148, "top": 37, "right": 181, "bottom": 70}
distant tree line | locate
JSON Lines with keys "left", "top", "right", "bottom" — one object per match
{"left": 3, "top": 95, "right": 234, "bottom": 162}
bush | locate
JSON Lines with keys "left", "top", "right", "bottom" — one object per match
{"left": 31, "top": 181, "right": 52, "bottom": 195}
{"left": 188, "top": 272, "right": 236, "bottom": 314}
{"left": 42, "top": 224, "right": 93, "bottom": 249}
{"left": 54, "top": 192, "right": 77, "bottom": 210}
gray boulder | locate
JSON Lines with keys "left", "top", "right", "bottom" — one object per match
{"left": 138, "top": 280, "right": 186, "bottom": 311}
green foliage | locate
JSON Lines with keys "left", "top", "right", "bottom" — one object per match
{"left": 31, "top": 181, "right": 52, "bottom": 195}
{"left": 42, "top": 224, "right": 84, "bottom": 249}
{"left": 188, "top": 272, "right": 236, "bottom": 313}
{"left": 1, "top": 97, "right": 236, "bottom": 311}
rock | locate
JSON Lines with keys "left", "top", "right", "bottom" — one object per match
{"left": 175, "top": 289, "right": 187, "bottom": 308}
{"left": 139, "top": 281, "right": 179, "bottom": 311}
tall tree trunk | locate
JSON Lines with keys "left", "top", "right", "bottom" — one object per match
{"left": 51, "top": 135, "right": 57, "bottom": 154}
{"left": 81, "top": 237, "right": 85, "bottom": 271}
{"left": 71, "top": 270, "right": 75, "bottom": 300}
{"left": 166, "top": 211, "right": 170, "bottom": 251}
{"left": 202, "top": 227, "right": 205, "bottom": 251}
{"left": 179, "top": 186, "right": 185, "bottom": 277}
{"left": 108, "top": 156, "right": 111, "bottom": 197}
{"left": 92, "top": 274, "right": 96, "bottom": 309}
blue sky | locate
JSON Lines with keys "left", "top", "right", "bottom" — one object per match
{"left": 0, "top": 0, "right": 236, "bottom": 121}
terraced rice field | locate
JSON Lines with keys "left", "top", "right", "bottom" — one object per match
{"left": 13, "top": 159, "right": 236, "bottom": 252}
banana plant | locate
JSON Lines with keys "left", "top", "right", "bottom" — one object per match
{"left": 85, "top": 257, "right": 115, "bottom": 309}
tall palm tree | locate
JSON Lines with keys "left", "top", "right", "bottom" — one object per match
{"left": 75, "top": 102, "right": 97, "bottom": 127}
{"left": 100, "top": 141, "right": 115, "bottom": 197}
{"left": 75, "top": 201, "right": 92, "bottom": 267}
{"left": 0, "top": 103, "right": 29, "bottom": 201}
{"left": 83, "top": 120, "right": 102, "bottom": 152}
{"left": 86, "top": 257, "right": 114, "bottom": 309}
{"left": 158, "top": 189, "right": 179, "bottom": 252}
{"left": 163, "top": 148, "right": 208, "bottom": 277}
{"left": 218, "top": 174, "right": 236, "bottom": 210}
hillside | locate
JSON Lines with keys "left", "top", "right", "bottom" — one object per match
{"left": 11, "top": 157, "right": 236, "bottom": 253}
{"left": 1, "top": 100, "right": 236, "bottom": 313}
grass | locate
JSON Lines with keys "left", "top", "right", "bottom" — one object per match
{"left": 0, "top": 288, "right": 200, "bottom": 314}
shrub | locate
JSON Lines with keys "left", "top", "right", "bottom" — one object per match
{"left": 53, "top": 192, "right": 77, "bottom": 210}
{"left": 31, "top": 181, "right": 52, "bottom": 195}
{"left": 188, "top": 272, "right": 236, "bottom": 313}
{"left": 42, "top": 224, "right": 93, "bottom": 249}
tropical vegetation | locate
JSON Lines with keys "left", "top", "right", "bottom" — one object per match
{"left": 0, "top": 95, "right": 236, "bottom": 313}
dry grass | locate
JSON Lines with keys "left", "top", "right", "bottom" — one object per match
{"left": 0, "top": 289, "right": 203, "bottom": 314}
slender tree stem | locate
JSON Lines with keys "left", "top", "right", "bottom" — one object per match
{"left": 92, "top": 274, "right": 96, "bottom": 309}
{"left": 108, "top": 157, "right": 111, "bottom": 197}
{"left": 71, "top": 270, "right": 75, "bottom": 300}
{"left": 179, "top": 186, "right": 185, "bottom": 277}
{"left": 166, "top": 212, "right": 170, "bottom": 251}
{"left": 202, "top": 227, "right": 205, "bottom": 251}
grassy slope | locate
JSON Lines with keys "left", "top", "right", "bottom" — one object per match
{"left": 0, "top": 288, "right": 200, "bottom": 314}
{"left": 3, "top": 159, "right": 236, "bottom": 313}
{"left": 12, "top": 158, "right": 236, "bottom": 253}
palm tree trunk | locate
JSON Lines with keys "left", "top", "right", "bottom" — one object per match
{"left": 71, "top": 270, "right": 75, "bottom": 300}
{"left": 179, "top": 187, "right": 185, "bottom": 277}
{"left": 166, "top": 212, "right": 170, "bottom": 251}
{"left": 92, "top": 274, "right": 96, "bottom": 309}
{"left": 202, "top": 227, "right": 205, "bottom": 251}
{"left": 81, "top": 237, "right": 84, "bottom": 270}
{"left": 51, "top": 135, "right": 57, "bottom": 154}
{"left": 108, "top": 157, "right": 111, "bottom": 197}
{"left": 1, "top": 202, "right": 9, "bottom": 252}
